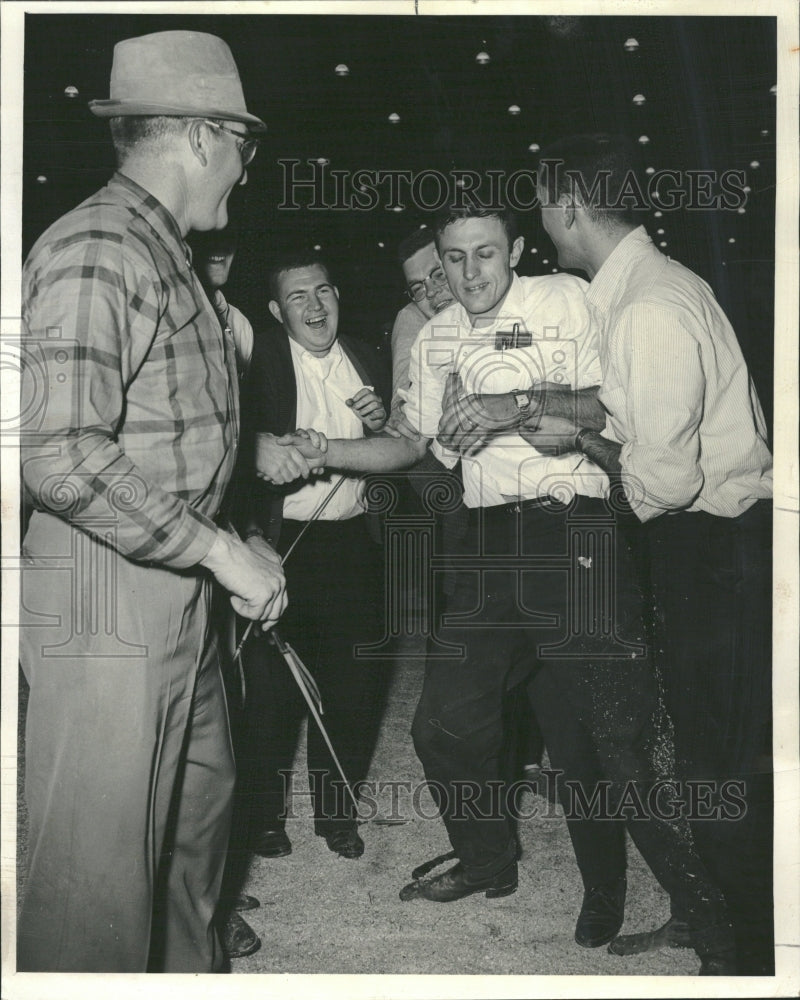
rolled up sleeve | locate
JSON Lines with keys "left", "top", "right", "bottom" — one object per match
{"left": 398, "top": 320, "right": 460, "bottom": 467}
{"left": 612, "top": 303, "right": 705, "bottom": 520}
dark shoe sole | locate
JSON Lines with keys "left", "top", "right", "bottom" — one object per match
{"left": 221, "top": 912, "right": 262, "bottom": 960}
{"left": 400, "top": 880, "right": 517, "bottom": 902}
{"left": 234, "top": 893, "right": 260, "bottom": 912}
{"left": 253, "top": 830, "right": 292, "bottom": 859}
{"left": 321, "top": 830, "right": 365, "bottom": 859}
{"left": 254, "top": 845, "right": 292, "bottom": 859}
{"left": 485, "top": 881, "right": 518, "bottom": 899}
{"left": 401, "top": 862, "right": 518, "bottom": 903}
{"left": 226, "top": 935, "right": 261, "bottom": 960}
{"left": 575, "top": 924, "right": 623, "bottom": 948}
{"left": 608, "top": 917, "right": 691, "bottom": 956}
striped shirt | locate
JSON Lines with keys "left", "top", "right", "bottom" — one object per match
{"left": 589, "top": 227, "right": 772, "bottom": 522}
{"left": 21, "top": 172, "right": 239, "bottom": 568}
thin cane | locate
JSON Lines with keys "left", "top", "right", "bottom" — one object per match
{"left": 232, "top": 474, "right": 348, "bottom": 664}
{"left": 231, "top": 474, "right": 361, "bottom": 798}
{"left": 268, "top": 629, "right": 361, "bottom": 815}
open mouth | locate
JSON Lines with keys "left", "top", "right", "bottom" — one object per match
{"left": 305, "top": 315, "right": 328, "bottom": 330}
{"left": 464, "top": 282, "right": 489, "bottom": 295}
{"left": 432, "top": 296, "right": 453, "bottom": 314}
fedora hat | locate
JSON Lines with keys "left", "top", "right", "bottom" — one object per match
{"left": 89, "top": 30, "right": 266, "bottom": 132}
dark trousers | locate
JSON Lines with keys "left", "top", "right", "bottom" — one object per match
{"left": 411, "top": 498, "right": 729, "bottom": 949}
{"left": 238, "top": 515, "right": 388, "bottom": 836}
{"left": 644, "top": 501, "right": 773, "bottom": 974}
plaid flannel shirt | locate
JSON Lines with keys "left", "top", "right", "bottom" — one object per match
{"left": 21, "top": 173, "right": 239, "bottom": 569}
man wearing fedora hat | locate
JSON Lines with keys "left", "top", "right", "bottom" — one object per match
{"left": 19, "top": 30, "right": 282, "bottom": 972}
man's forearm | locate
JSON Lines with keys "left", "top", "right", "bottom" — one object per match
{"left": 324, "top": 432, "right": 428, "bottom": 474}
{"left": 574, "top": 428, "right": 622, "bottom": 474}
{"left": 526, "top": 386, "right": 605, "bottom": 430}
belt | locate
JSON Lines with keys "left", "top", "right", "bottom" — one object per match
{"left": 472, "top": 497, "right": 556, "bottom": 517}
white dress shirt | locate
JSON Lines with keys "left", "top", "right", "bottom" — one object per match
{"left": 390, "top": 300, "right": 428, "bottom": 408}
{"left": 588, "top": 227, "right": 773, "bottom": 522}
{"left": 213, "top": 289, "right": 253, "bottom": 374}
{"left": 283, "top": 338, "right": 368, "bottom": 521}
{"left": 401, "top": 272, "right": 607, "bottom": 508}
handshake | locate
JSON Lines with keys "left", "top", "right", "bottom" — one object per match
{"left": 255, "top": 427, "right": 331, "bottom": 485}
{"left": 255, "top": 385, "right": 387, "bottom": 485}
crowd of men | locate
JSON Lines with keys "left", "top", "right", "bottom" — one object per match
{"left": 18, "top": 29, "right": 773, "bottom": 977}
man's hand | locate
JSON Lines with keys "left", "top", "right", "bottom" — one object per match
{"left": 279, "top": 429, "right": 329, "bottom": 469}
{"left": 437, "top": 373, "right": 524, "bottom": 455}
{"left": 201, "top": 531, "right": 287, "bottom": 630}
{"left": 384, "top": 401, "right": 422, "bottom": 441}
{"left": 255, "top": 431, "right": 314, "bottom": 484}
{"left": 284, "top": 428, "right": 328, "bottom": 475}
{"left": 346, "top": 387, "right": 387, "bottom": 432}
{"left": 518, "top": 414, "right": 581, "bottom": 457}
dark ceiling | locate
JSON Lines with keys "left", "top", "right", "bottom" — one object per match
{"left": 22, "top": 13, "right": 777, "bottom": 420}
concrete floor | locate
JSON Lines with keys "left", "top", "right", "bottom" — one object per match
{"left": 15, "top": 628, "right": 701, "bottom": 981}
{"left": 223, "top": 628, "right": 699, "bottom": 978}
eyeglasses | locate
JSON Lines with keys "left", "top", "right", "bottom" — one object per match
{"left": 202, "top": 119, "right": 260, "bottom": 166}
{"left": 406, "top": 265, "right": 448, "bottom": 302}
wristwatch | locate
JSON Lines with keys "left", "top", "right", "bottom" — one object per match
{"left": 511, "top": 390, "right": 532, "bottom": 416}
{"left": 574, "top": 428, "right": 593, "bottom": 453}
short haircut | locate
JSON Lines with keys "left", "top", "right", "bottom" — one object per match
{"left": 109, "top": 115, "right": 193, "bottom": 167}
{"left": 433, "top": 204, "right": 519, "bottom": 252}
{"left": 537, "top": 133, "right": 641, "bottom": 228}
{"left": 397, "top": 227, "right": 436, "bottom": 266}
{"left": 267, "top": 251, "right": 333, "bottom": 302}
{"left": 109, "top": 115, "right": 232, "bottom": 168}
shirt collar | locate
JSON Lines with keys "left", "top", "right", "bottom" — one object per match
{"left": 585, "top": 225, "right": 654, "bottom": 317}
{"left": 289, "top": 334, "right": 343, "bottom": 369}
{"left": 109, "top": 172, "right": 192, "bottom": 267}
{"left": 452, "top": 271, "right": 525, "bottom": 334}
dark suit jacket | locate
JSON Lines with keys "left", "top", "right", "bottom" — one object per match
{"left": 235, "top": 329, "right": 391, "bottom": 546}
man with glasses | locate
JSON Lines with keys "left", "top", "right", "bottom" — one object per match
{"left": 388, "top": 227, "right": 454, "bottom": 425}
{"left": 272, "top": 204, "right": 738, "bottom": 974}
{"left": 388, "top": 225, "right": 545, "bottom": 782}
{"left": 203, "top": 118, "right": 261, "bottom": 167}
{"left": 18, "top": 30, "right": 284, "bottom": 972}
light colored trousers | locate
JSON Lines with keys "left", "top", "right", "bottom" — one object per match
{"left": 18, "top": 512, "right": 235, "bottom": 972}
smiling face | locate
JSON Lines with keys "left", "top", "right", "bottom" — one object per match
{"left": 437, "top": 217, "right": 524, "bottom": 321}
{"left": 402, "top": 242, "right": 454, "bottom": 320}
{"left": 269, "top": 263, "right": 339, "bottom": 356}
{"left": 192, "top": 119, "right": 250, "bottom": 233}
{"left": 197, "top": 249, "right": 235, "bottom": 291}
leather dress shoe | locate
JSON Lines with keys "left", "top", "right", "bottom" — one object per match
{"left": 234, "top": 893, "right": 260, "bottom": 911}
{"left": 607, "top": 915, "right": 691, "bottom": 956}
{"left": 221, "top": 910, "right": 261, "bottom": 960}
{"left": 253, "top": 828, "right": 292, "bottom": 858}
{"left": 400, "top": 860, "right": 518, "bottom": 902}
{"left": 574, "top": 874, "right": 626, "bottom": 948}
{"left": 323, "top": 827, "right": 365, "bottom": 859}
